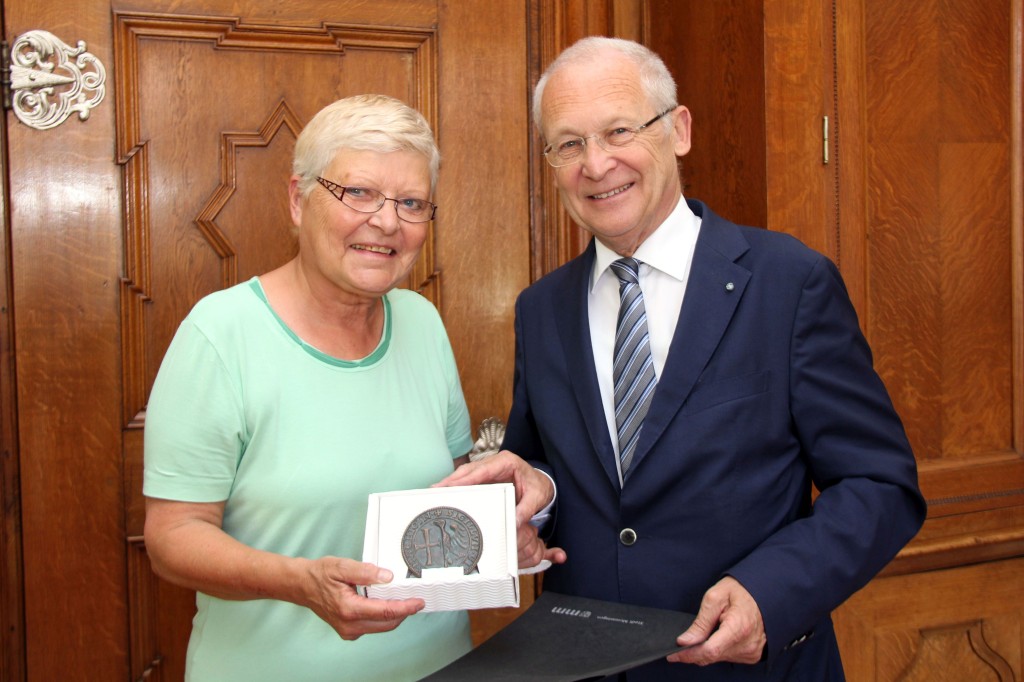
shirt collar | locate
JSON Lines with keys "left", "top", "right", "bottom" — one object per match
{"left": 590, "top": 196, "right": 700, "bottom": 291}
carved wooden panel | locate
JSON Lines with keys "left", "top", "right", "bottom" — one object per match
{"left": 830, "top": 0, "right": 1024, "bottom": 677}
{"left": 835, "top": 0, "right": 1024, "bottom": 552}
{"left": 835, "top": 558, "right": 1023, "bottom": 681}
{"left": 113, "top": 12, "right": 440, "bottom": 428}
{"left": 126, "top": 535, "right": 194, "bottom": 682}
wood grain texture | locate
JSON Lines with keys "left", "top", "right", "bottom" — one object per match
{"left": 762, "top": 0, "right": 837, "bottom": 256}
{"left": 832, "top": 0, "right": 1024, "bottom": 674}
{"left": 862, "top": 0, "right": 1014, "bottom": 464}
{"left": 6, "top": 1, "right": 131, "bottom": 678}
{"left": 527, "top": 0, "right": 604, "bottom": 280}
{"left": 115, "top": 12, "right": 439, "bottom": 427}
{"left": 4, "top": 1, "right": 1022, "bottom": 679}
{"left": 834, "top": 557, "right": 1024, "bottom": 681}
{"left": 647, "top": 0, "right": 769, "bottom": 231}
{"left": 438, "top": 0, "right": 534, "bottom": 644}
{"left": 436, "top": 0, "right": 530, "bottom": 429}
{"left": 0, "top": 66, "right": 26, "bottom": 682}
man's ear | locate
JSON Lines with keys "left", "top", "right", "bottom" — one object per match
{"left": 672, "top": 105, "right": 693, "bottom": 157}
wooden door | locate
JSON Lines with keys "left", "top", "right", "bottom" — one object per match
{"left": 829, "top": 0, "right": 1024, "bottom": 678}
{"left": 1, "top": 1, "right": 532, "bottom": 679}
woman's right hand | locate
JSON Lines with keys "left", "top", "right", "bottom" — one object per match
{"left": 302, "top": 557, "right": 425, "bottom": 640}
{"left": 145, "top": 497, "right": 424, "bottom": 640}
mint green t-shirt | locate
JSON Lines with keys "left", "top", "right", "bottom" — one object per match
{"left": 144, "top": 278, "right": 473, "bottom": 681}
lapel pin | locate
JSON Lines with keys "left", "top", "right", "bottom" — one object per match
{"left": 725, "top": 282, "right": 735, "bottom": 291}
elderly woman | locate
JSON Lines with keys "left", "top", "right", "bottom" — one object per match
{"left": 143, "top": 94, "right": 472, "bottom": 681}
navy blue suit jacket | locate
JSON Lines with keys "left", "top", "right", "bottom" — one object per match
{"left": 502, "top": 199, "right": 926, "bottom": 681}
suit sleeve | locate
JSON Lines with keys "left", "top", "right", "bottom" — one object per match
{"left": 502, "top": 293, "right": 555, "bottom": 476}
{"left": 726, "top": 255, "right": 926, "bottom": 660}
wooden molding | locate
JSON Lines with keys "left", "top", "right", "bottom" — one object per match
{"left": 112, "top": 12, "right": 441, "bottom": 425}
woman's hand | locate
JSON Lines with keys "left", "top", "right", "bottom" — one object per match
{"left": 301, "top": 557, "right": 424, "bottom": 640}
{"left": 144, "top": 497, "right": 423, "bottom": 639}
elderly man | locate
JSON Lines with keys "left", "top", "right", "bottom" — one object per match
{"left": 441, "top": 37, "right": 925, "bottom": 681}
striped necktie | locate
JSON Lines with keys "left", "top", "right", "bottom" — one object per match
{"left": 610, "top": 257, "right": 657, "bottom": 478}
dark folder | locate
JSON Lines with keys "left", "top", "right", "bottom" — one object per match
{"left": 421, "top": 591, "right": 696, "bottom": 681}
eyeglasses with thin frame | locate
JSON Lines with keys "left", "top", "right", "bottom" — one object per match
{"left": 542, "top": 108, "right": 675, "bottom": 168}
{"left": 315, "top": 177, "right": 437, "bottom": 223}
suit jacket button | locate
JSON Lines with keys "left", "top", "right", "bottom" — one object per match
{"left": 619, "top": 528, "right": 637, "bottom": 546}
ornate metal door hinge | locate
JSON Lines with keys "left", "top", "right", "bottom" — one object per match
{"left": 1, "top": 30, "right": 106, "bottom": 130}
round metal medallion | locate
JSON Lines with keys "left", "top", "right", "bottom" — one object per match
{"left": 401, "top": 506, "right": 483, "bottom": 578}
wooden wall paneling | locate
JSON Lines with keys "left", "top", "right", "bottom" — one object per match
{"left": 6, "top": 1, "right": 129, "bottom": 678}
{"left": 527, "top": 0, "right": 645, "bottom": 280}
{"left": 858, "top": 0, "right": 1014, "bottom": 466}
{"left": 831, "top": 0, "right": 1024, "bottom": 677}
{"left": 529, "top": 0, "right": 603, "bottom": 280}
{"left": 833, "top": 0, "right": 869, "bottom": 315}
{"left": 1013, "top": 0, "right": 1024, "bottom": 462}
{"left": 124, "top": 425, "right": 193, "bottom": 681}
{"left": 3, "top": 0, "right": 534, "bottom": 676}
{"left": 843, "top": 0, "right": 1023, "bottom": 515}
{"left": 646, "top": 0, "right": 770, "bottom": 232}
{"left": 437, "top": 0, "right": 527, "bottom": 431}
{"left": 641, "top": 0, "right": 1024, "bottom": 678}
{"left": 834, "top": 557, "right": 1024, "bottom": 681}
{"left": 436, "top": 0, "right": 535, "bottom": 643}
{"left": 0, "top": 39, "right": 27, "bottom": 681}
{"left": 762, "top": 0, "right": 837, "bottom": 257}
{"left": 114, "top": 13, "right": 439, "bottom": 400}
{"left": 611, "top": 0, "right": 644, "bottom": 41}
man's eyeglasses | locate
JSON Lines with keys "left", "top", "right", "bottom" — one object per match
{"left": 315, "top": 177, "right": 437, "bottom": 223}
{"left": 542, "top": 108, "right": 675, "bottom": 168}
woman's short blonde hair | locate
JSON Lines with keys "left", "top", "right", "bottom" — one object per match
{"left": 292, "top": 94, "right": 440, "bottom": 197}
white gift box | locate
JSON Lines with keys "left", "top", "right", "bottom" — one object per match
{"left": 360, "top": 483, "right": 520, "bottom": 612}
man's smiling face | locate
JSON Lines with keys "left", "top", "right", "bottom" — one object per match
{"left": 540, "top": 52, "right": 690, "bottom": 256}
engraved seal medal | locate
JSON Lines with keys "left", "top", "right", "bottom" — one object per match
{"left": 401, "top": 506, "right": 483, "bottom": 578}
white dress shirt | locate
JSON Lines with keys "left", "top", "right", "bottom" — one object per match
{"left": 588, "top": 196, "right": 702, "bottom": 486}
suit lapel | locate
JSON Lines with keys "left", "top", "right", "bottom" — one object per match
{"left": 630, "top": 201, "right": 752, "bottom": 473}
{"left": 553, "top": 242, "right": 622, "bottom": 489}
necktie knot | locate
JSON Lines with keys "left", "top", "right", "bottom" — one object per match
{"left": 611, "top": 257, "right": 642, "bottom": 286}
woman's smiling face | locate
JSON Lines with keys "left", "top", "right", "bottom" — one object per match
{"left": 289, "top": 147, "right": 432, "bottom": 302}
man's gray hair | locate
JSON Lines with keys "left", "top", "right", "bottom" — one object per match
{"left": 532, "top": 37, "right": 678, "bottom": 132}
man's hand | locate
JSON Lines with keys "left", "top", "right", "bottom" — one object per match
{"left": 435, "top": 451, "right": 566, "bottom": 568}
{"left": 515, "top": 516, "right": 567, "bottom": 568}
{"left": 668, "top": 576, "right": 766, "bottom": 666}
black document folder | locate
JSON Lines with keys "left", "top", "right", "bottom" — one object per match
{"left": 421, "top": 591, "right": 696, "bottom": 681}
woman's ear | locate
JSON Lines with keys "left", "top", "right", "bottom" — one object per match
{"left": 287, "top": 175, "right": 304, "bottom": 228}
